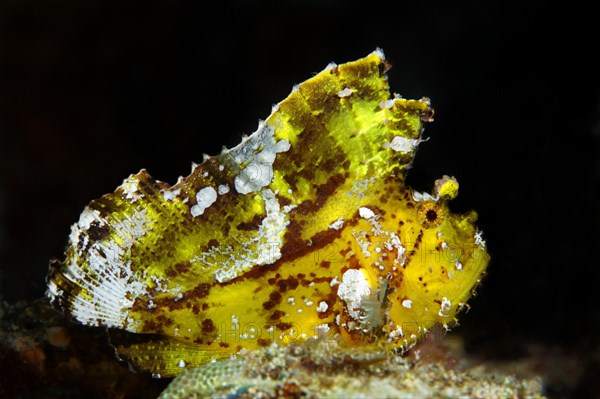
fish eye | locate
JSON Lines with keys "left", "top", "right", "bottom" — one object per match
{"left": 418, "top": 202, "right": 443, "bottom": 228}
{"left": 425, "top": 209, "right": 437, "bottom": 222}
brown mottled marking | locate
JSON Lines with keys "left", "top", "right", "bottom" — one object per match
{"left": 278, "top": 195, "right": 292, "bottom": 207}
{"left": 270, "top": 310, "right": 286, "bottom": 321}
{"left": 206, "top": 238, "right": 220, "bottom": 248}
{"left": 311, "top": 227, "right": 343, "bottom": 250}
{"left": 236, "top": 214, "right": 264, "bottom": 231}
{"left": 421, "top": 106, "right": 435, "bottom": 122}
{"left": 86, "top": 222, "right": 111, "bottom": 242}
{"left": 276, "top": 322, "right": 293, "bottom": 331}
{"left": 295, "top": 173, "right": 347, "bottom": 216}
{"left": 155, "top": 314, "right": 172, "bottom": 325}
{"left": 165, "top": 261, "right": 192, "bottom": 278}
{"left": 227, "top": 260, "right": 279, "bottom": 285}
{"left": 269, "top": 291, "right": 282, "bottom": 301}
{"left": 407, "top": 230, "right": 424, "bottom": 259}
{"left": 257, "top": 338, "right": 271, "bottom": 347}
{"left": 141, "top": 320, "right": 158, "bottom": 332}
{"left": 277, "top": 277, "right": 299, "bottom": 292}
{"left": 202, "top": 319, "right": 215, "bottom": 333}
{"left": 297, "top": 167, "right": 315, "bottom": 182}
{"left": 311, "top": 276, "right": 336, "bottom": 285}
{"left": 191, "top": 283, "right": 211, "bottom": 299}
{"left": 414, "top": 230, "right": 423, "bottom": 248}
{"left": 345, "top": 254, "right": 363, "bottom": 270}
{"left": 339, "top": 246, "right": 352, "bottom": 257}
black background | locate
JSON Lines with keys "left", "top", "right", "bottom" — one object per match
{"left": 1, "top": 0, "right": 598, "bottom": 397}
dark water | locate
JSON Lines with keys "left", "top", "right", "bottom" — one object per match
{"left": 1, "top": 1, "right": 598, "bottom": 398}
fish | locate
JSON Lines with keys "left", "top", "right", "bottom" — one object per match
{"left": 47, "top": 49, "right": 489, "bottom": 377}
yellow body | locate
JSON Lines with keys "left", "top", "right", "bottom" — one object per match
{"left": 47, "top": 50, "right": 489, "bottom": 377}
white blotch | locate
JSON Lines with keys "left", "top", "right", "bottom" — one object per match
{"left": 119, "top": 208, "right": 152, "bottom": 247}
{"left": 56, "top": 201, "right": 155, "bottom": 329}
{"left": 78, "top": 207, "right": 101, "bottom": 230}
{"left": 69, "top": 207, "right": 101, "bottom": 247}
{"left": 412, "top": 190, "right": 436, "bottom": 202}
{"left": 379, "top": 99, "right": 395, "bottom": 109}
{"left": 372, "top": 47, "right": 386, "bottom": 60}
{"left": 316, "top": 323, "right": 330, "bottom": 337}
{"left": 229, "top": 123, "right": 291, "bottom": 195}
{"left": 348, "top": 177, "right": 375, "bottom": 200}
{"left": 46, "top": 280, "right": 62, "bottom": 298}
{"left": 61, "top": 244, "right": 149, "bottom": 329}
{"left": 474, "top": 230, "right": 486, "bottom": 247}
{"left": 204, "top": 189, "right": 294, "bottom": 283}
{"left": 384, "top": 232, "right": 406, "bottom": 266}
{"left": 384, "top": 136, "right": 420, "bottom": 153}
{"left": 177, "top": 359, "right": 186, "bottom": 368}
{"left": 402, "top": 299, "right": 412, "bottom": 309}
{"left": 217, "top": 184, "right": 230, "bottom": 195}
{"left": 231, "top": 315, "right": 239, "bottom": 329}
{"left": 190, "top": 186, "right": 218, "bottom": 217}
{"left": 439, "top": 297, "right": 452, "bottom": 317}
{"left": 388, "top": 325, "right": 404, "bottom": 340}
{"left": 337, "top": 87, "right": 353, "bottom": 98}
{"left": 352, "top": 230, "right": 372, "bottom": 258}
{"left": 328, "top": 218, "right": 344, "bottom": 230}
{"left": 324, "top": 62, "right": 337, "bottom": 71}
{"left": 455, "top": 260, "right": 463, "bottom": 270}
{"left": 162, "top": 188, "right": 181, "bottom": 201}
{"left": 120, "top": 176, "right": 142, "bottom": 201}
{"left": 337, "top": 269, "right": 371, "bottom": 322}
{"left": 316, "top": 301, "right": 328, "bottom": 313}
{"left": 219, "top": 122, "right": 291, "bottom": 195}
{"left": 358, "top": 207, "right": 376, "bottom": 220}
